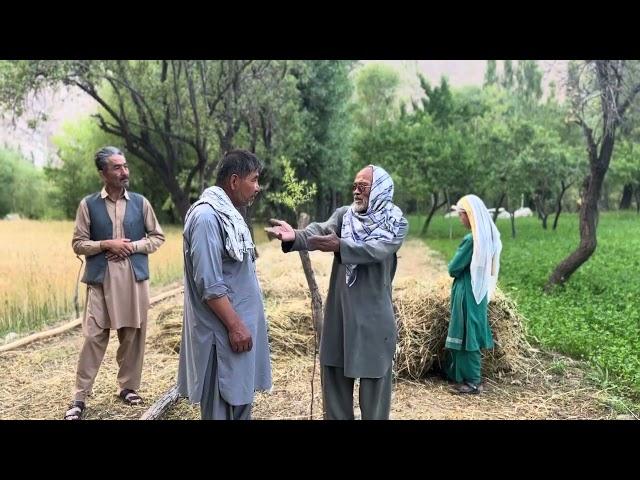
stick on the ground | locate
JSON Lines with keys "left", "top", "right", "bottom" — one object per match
{"left": 140, "top": 385, "right": 180, "bottom": 420}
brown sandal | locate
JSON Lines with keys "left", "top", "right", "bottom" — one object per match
{"left": 119, "top": 389, "right": 143, "bottom": 405}
{"left": 64, "top": 400, "right": 86, "bottom": 420}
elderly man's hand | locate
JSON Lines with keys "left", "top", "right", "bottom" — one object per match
{"left": 308, "top": 232, "right": 340, "bottom": 252}
{"left": 264, "top": 219, "right": 295, "bottom": 242}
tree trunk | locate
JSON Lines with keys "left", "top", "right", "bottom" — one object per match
{"left": 421, "top": 192, "right": 447, "bottom": 236}
{"left": 552, "top": 180, "right": 571, "bottom": 230}
{"left": 510, "top": 213, "right": 516, "bottom": 238}
{"left": 175, "top": 197, "right": 191, "bottom": 223}
{"left": 297, "top": 213, "right": 323, "bottom": 344}
{"left": 635, "top": 187, "right": 640, "bottom": 213}
{"left": 505, "top": 195, "right": 516, "bottom": 238}
{"left": 492, "top": 192, "right": 506, "bottom": 222}
{"left": 546, "top": 60, "right": 640, "bottom": 290}
{"left": 315, "top": 196, "right": 324, "bottom": 224}
{"left": 160, "top": 172, "right": 191, "bottom": 222}
{"left": 535, "top": 196, "right": 548, "bottom": 230}
{"left": 546, "top": 134, "right": 614, "bottom": 290}
{"left": 620, "top": 183, "right": 634, "bottom": 209}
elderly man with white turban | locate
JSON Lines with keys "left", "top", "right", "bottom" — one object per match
{"left": 266, "top": 165, "right": 408, "bottom": 419}
{"left": 446, "top": 194, "right": 502, "bottom": 394}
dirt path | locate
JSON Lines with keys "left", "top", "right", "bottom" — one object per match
{"left": 0, "top": 241, "right": 620, "bottom": 420}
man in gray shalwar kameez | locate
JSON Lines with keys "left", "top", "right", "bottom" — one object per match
{"left": 266, "top": 165, "right": 407, "bottom": 420}
{"left": 177, "top": 150, "right": 272, "bottom": 420}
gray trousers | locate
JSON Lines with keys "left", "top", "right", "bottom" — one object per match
{"left": 321, "top": 365, "right": 392, "bottom": 420}
{"left": 200, "top": 344, "right": 252, "bottom": 420}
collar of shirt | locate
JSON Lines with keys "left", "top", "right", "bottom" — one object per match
{"left": 100, "top": 187, "right": 130, "bottom": 201}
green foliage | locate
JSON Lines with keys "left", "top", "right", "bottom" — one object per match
{"left": 609, "top": 138, "right": 640, "bottom": 209}
{"left": 415, "top": 75, "right": 454, "bottom": 127}
{"left": 352, "top": 62, "right": 401, "bottom": 132}
{"left": 46, "top": 119, "right": 107, "bottom": 218}
{"left": 266, "top": 156, "right": 317, "bottom": 214}
{"left": 0, "top": 60, "right": 362, "bottom": 223}
{"left": 0, "top": 148, "right": 50, "bottom": 219}
{"left": 484, "top": 60, "right": 498, "bottom": 87}
{"left": 288, "top": 60, "right": 355, "bottom": 218}
{"left": 46, "top": 115, "right": 178, "bottom": 223}
{"left": 2, "top": 60, "right": 638, "bottom": 226}
{"left": 0, "top": 60, "right": 313, "bottom": 221}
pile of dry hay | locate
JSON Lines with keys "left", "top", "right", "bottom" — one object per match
{"left": 153, "top": 299, "right": 317, "bottom": 357}
{"left": 153, "top": 305, "right": 183, "bottom": 355}
{"left": 393, "top": 277, "right": 534, "bottom": 380}
{"left": 154, "top": 279, "right": 534, "bottom": 382}
{"left": 154, "top": 241, "right": 534, "bottom": 383}
{"left": 263, "top": 276, "right": 534, "bottom": 381}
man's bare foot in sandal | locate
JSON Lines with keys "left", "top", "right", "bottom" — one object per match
{"left": 64, "top": 400, "right": 86, "bottom": 420}
{"left": 119, "top": 389, "right": 143, "bottom": 405}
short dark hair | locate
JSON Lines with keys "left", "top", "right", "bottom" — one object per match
{"left": 215, "top": 149, "right": 263, "bottom": 185}
{"left": 95, "top": 146, "right": 123, "bottom": 171}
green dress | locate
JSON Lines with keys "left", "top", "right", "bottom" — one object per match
{"left": 444, "top": 233, "right": 493, "bottom": 385}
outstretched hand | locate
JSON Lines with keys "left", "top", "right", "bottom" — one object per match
{"left": 264, "top": 219, "right": 295, "bottom": 242}
{"left": 308, "top": 232, "right": 340, "bottom": 252}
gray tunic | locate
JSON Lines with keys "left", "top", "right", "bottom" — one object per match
{"left": 284, "top": 206, "right": 407, "bottom": 379}
{"left": 177, "top": 203, "right": 272, "bottom": 406}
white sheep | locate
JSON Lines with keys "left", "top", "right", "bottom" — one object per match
{"left": 514, "top": 207, "right": 533, "bottom": 218}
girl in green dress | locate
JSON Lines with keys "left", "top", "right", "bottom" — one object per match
{"left": 444, "top": 194, "right": 502, "bottom": 394}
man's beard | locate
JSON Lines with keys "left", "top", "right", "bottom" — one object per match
{"left": 352, "top": 200, "right": 367, "bottom": 213}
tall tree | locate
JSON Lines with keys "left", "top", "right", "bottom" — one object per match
{"left": 0, "top": 60, "right": 301, "bottom": 221}
{"left": 546, "top": 60, "right": 640, "bottom": 289}
{"left": 484, "top": 60, "right": 498, "bottom": 87}
{"left": 352, "top": 63, "right": 401, "bottom": 132}
{"left": 502, "top": 60, "right": 515, "bottom": 90}
{"left": 515, "top": 60, "right": 544, "bottom": 104}
{"left": 291, "top": 61, "right": 355, "bottom": 219}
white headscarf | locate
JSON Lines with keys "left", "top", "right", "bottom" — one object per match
{"left": 186, "top": 186, "right": 255, "bottom": 262}
{"left": 341, "top": 165, "right": 407, "bottom": 287}
{"left": 456, "top": 194, "right": 502, "bottom": 304}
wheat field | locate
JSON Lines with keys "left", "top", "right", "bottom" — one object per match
{"left": 0, "top": 219, "right": 184, "bottom": 337}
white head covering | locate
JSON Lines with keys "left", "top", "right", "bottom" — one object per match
{"left": 186, "top": 186, "right": 255, "bottom": 262}
{"left": 456, "top": 194, "right": 502, "bottom": 304}
{"left": 341, "top": 165, "right": 407, "bottom": 286}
